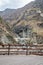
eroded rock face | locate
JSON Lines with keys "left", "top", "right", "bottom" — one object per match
{"left": 36, "top": 35, "right": 43, "bottom": 44}
{"left": 0, "top": 0, "right": 43, "bottom": 44}
{"left": 13, "top": 25, "right": 32, "bottom": 38}
{"left": 35, "top": 0, "right": 43, "bottom": 9}
{"left": 37, "top": 23, "right": 43, "bottom": 28}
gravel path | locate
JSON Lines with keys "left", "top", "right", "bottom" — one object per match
{"left": 0, "top": 55, "right": 43, "bottom": 65}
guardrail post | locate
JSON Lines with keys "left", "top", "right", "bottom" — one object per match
{"left": 8, "top": 44, "right": 10, "bottom": 55}
{"left": 26, "top": 45, "right": 28, "bottom": 55}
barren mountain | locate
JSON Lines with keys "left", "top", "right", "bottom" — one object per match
{"left": 0, "top": 17, "right": 18, "bottom": 45}
{"left": 0, "top": 0, "right": 43, "bottom": 44}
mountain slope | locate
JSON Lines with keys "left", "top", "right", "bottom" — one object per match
{"left": 0, "top": 0, "right": 43, "bottom": 44}
{"left": 0, "top": 17, "right": 18, "bottom": 45}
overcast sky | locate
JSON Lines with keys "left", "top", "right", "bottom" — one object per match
{"left": 0, "top": 0, "right": 34, "bottom": 11}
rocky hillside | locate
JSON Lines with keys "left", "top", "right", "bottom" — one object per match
{"left": 0, "top": 17, "right": 18, "bottom": 45}
{"left": 11, "top": 0, "right": 43, "bottom": 36}
{"left": 0, "top": 0, "right": 43, "bottom": 44}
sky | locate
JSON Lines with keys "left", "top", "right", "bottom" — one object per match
{"left": 0, "top": 0, "right": 34, "bottom": 11}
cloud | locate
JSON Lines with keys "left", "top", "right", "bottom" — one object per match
{"left": 0, "top": 0, "right": 10, "bottom": 10}
{"left": 0, "top": 0, "right": 34, "bottom": 11}
{"left": 0, "top": 0, "right": 9, "bottom": 6}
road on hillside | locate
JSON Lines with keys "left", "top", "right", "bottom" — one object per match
{"left": 0, "top": 55, "right": 43, "bottom": 65}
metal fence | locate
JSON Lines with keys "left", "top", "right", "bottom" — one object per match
{"left": 0, "top": 44, "right": 43, "bottom": 56}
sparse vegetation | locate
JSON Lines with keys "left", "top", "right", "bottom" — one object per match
{"left": 0, "top": 0, "right": 43, "bottom": 45}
